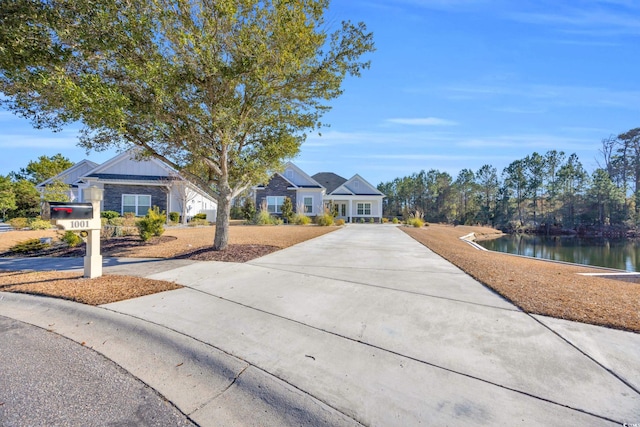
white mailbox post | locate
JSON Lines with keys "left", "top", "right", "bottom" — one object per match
{"left": 50, "top": 186, "right": 104, "bottom": 278}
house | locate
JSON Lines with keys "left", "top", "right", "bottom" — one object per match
{"left": 255, "top": 162, "right": 385, "bottom": 223}
{"left": 37, "top": 149, "right": 217, "bottom": 221}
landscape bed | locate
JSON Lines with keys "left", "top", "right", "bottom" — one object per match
{"left": 402, "top": 224, "right": 640, "bottom": 333}
{"left": 0, "top": 225, "right": 336, "bottom": 305}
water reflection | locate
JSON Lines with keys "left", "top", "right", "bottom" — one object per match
{"left": 477, "top": 235, "right": 640, "bottom": 272}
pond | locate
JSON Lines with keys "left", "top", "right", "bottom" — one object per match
{"left": 476, "top": 234, "right": 640, "bottom": 272}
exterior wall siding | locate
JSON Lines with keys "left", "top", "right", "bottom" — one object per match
{"left": 255, "top": 175, "right": 297, "bottom": 213}
{"left": 103, "top": 184, "right": 168, "bottom": 215}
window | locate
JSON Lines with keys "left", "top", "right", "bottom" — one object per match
{"left": 267, "top": 196, "right": 285, "bottom": 213}
{"left": 122, "top": 194, "right": 151, "bottom": 216}
{"left": 357, "top": 202, "right": 371, "bottom": 216}
{"left": 304, "top": 197, "right": 313, "bottom": 213}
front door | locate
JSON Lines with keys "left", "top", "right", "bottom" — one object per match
{"left": 334, "top": 202, "right": 347, "bottom": 220}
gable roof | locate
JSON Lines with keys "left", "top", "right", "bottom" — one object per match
{"left": 84, "top": 148, "right": 177, "bottom": 180}
{"left": 36, "top": 159, "right": 100, "bottom": 188}
{"left": 312, "top": 172, "right": 347, "bottom": 194}
{"left": 342, "top": 174, "right": 385, "bottom": 196}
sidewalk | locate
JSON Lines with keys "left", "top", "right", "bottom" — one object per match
{"left": 2, "top": 224, "right": 639, "bottom": 426}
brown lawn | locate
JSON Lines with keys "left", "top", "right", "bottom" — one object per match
{"left": 0, "top": 224, "right": 337, "bottom": 305}
{"left": 402, "top": 224, "right": 640, "bottom": 333}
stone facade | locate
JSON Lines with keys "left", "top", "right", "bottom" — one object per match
{"left": 255, "top": 175, "right": 297, "bottom": 213}
{"left": 103, "top": 184, "right": 168, "bottom": 215}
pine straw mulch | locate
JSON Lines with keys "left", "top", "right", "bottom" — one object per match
{"left": 0, "top": 225, "right": 337, "bottom": 305}
{"left": 0, "top": 270, "right": 182, "bottom": 305}
{"left": 402, "top": 224, "right": 640, "bottom": 333}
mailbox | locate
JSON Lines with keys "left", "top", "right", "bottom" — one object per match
{"left": 49, "top": 202, "right": 94, "bottom": 220}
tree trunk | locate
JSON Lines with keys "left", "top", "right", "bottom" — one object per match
{"left": 214, "top": 191, "right": 232, "bottom": 251}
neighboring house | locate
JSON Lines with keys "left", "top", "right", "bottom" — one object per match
{"left": 37, "top": 149, "right": 217, "bottom": 222}
{"left": 36, "top": 159, "right": 99, "bottom": 202}
{"left": 255, "top": 162, "right": 385, "bottom": 223}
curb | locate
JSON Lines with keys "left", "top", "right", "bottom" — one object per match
{"left": 0, "top": 292, "right": 361, "bottom": 427}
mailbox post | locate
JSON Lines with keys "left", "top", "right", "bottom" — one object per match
{"left": 49, "top": 185, "right": 104, "bottom": 278}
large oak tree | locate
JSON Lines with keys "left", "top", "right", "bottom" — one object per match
{"left": 0, "top": 0, "right": 374, "bottom": 249}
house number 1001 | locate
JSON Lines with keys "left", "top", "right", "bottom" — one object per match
{"left": 71, "top": 220, "right": 89, "bottom": 229}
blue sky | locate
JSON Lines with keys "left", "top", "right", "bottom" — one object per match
{"left": 1, "top": 0, "right": 639, "bottom": 186}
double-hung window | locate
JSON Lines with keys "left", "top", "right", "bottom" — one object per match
{"left": 357, "top": 202, "right": 371, "bottom": 216}
{"left": 303, "top": 197, "right": 313, "bottom": 213}
{"left": 267, "top": 196, "right": 285, "bottom": 213}
{"left": 123, "top": 194, "right": 151, "bottom": 216}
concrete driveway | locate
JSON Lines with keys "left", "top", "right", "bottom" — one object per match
{"left": 2, "top": 224, "right": 639, "bottom": 425}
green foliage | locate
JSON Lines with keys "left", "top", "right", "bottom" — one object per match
{"left": 281, "top": 197, "right": 294, "bottom": 223}
{"left": 229, "top": 206, "right": 243, "bottom": 220}
{"left": 192, "top": 213, "right": 207, "bottom": 220}
{"left": 0, "top": 0, "right": 374, "bottom": 250}
{"left": 169, "top": 211, "right": 180, "bottom": 223}
{"left": 101, "top": 210, "right": 120, "bottom": 220}
{"left": 406, "top": 218, "right": 424, "bottom": 228}
{"left": 392, "top": 217, "right": 399, "bottom": 224}
{"left": 136, "top": 207, "right": 165, "bottom": 241}
{"left": 10, "top": 238, "right": 50, "bottom": 253}
{"left": 12, "top": 154, "right": 74, "bottom": 184}
{"left": 8, "top": 217, "right": 28, "bottom": 229}
{"left": 188, "top": 218, "right": 210, "bottom": 227}
{"left": 29, "top": 218, "right": 52, "bottom": 230}
{"left": 42, "top": 179, "right": 71, "bottom": 202}
{"left": 359, "top": 218, "right": 365, "bottom": 223}
{"left": 242, "top": 199, "right": 257, "bottom": 222}
{"left": 293, "top": 213, "right": 312, "bottom": 225}
{"left": 62, "top": 230, "right": 82, "bottom": 247}
{"left": 315, "top": 213, "right": 334, "bottom": 226}
{"left": 11, "top": 180, "right": 39, "bottom": 218}
{"left": 254, "top": 210, "right": 277, "bottom": 225}
{"left": 0, "top": 175, "right": 17, "bottom": 220}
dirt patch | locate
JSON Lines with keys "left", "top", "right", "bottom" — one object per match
{"left": 402, "top": 224, "right": 640, "bottom": 333}
{"left": 0, "top": 225, "right": 338, "bottom": 305}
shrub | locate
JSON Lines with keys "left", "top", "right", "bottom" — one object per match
{"left": 187, "top": 218, "right": 210, "bottom": 227}
{"left": 8, "top": 217, "right": 28, "bottom": 229}
{"left": 335, "top": 218, "right": 345, "bottom": 226}
{"left": 62, "top": 230, "right": 83, "bottom": 247}
{"left": 101, "top": 210, "right": 120, "bottom": 220}
{"left": 293, "top": 214, "right": 312, "bottom": 225}
{"left": 29, "top": 218, "right": 52, "bottom": 230}
{"left": 382, "top": 217, "right": 389, "bottom": 223}
{"left": 315, "top": 212, "right": 334, "bottom": 226}
{"left": 407, "top": 218, "right": 425, "bottom": 227}
{"left": 359, "top": 218, "right": 365, "bottom": 223}
{"left": 254, "top": 209, "right": 275, "bottom": 225}
{"left": 192, "top": 213, "right": 207, "bottom": 220}
{"left": 122, "top": 212, "right": 138, "bottom": 227}
{"left": 392, "top": 217, "right": 399, "bottom": 224}
{"left": 169, "top": 211, "right": 180, "bottom": 223}
{"left": 281, "top": 197, "right": 294, "bottom": 223}
{"left": 136, "top": 207, "right": 165, "bottom": 241}
{"left": 242, "top": 199, "right": 257, "bottom": 222}
{"left": 369, "top": 218, "right": 375, "bottom": 223}
{"left": 230, "top": 206, "right": 243, "bottom": 220}
{"left": 10, "top": 238, "right": 51, "bottom": 253}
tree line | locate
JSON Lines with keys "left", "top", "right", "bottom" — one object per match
{"left": 377, "top": 128, "right": 640, "bottom": 232}
{"left": 0, "top": 154, "right": 74, "bottom": 221}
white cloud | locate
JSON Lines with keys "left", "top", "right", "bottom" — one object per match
{"left": 386, "top": 117, "right": 459, "bottom": 126}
